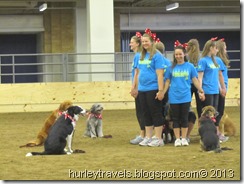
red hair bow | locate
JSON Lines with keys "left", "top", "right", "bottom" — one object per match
{"left": 151, "top": 33, "right": 157, "bottom": 41}
{"left": 155, "top": 38, "right": 161, "bottom": 43}
{"left": 174, "top": 40, "right": 188, "bottom": 48}
{"left": 145, "top": 28, "right": 152, "bottom": 35}
{"left": 135, "top": 32, "right": 142, "bottom": 38}
{"left": 220, "top": 38, "right": 225, "bottom": 41}
{"left": 211, "top": 37, "right": 218, "bottom": 41}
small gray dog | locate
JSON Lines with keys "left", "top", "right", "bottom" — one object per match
{"left": 83, "top": 103, "right": 104, "bottom": 138}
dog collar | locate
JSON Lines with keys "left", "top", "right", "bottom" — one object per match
{"left": 64, "top": 113, "right": 76, "bottom": 123}
{"left": 89, "top": 113, "right": 102, "bottom": 119}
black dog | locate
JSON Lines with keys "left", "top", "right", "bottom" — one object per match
{"left": 26, "top": 106, "right": 85, "bottom": 156}
{"left": 198, "top": 106, "right": 221, "bottom": 153}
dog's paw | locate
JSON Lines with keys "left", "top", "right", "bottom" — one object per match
{"left": 26, "top": 152, "right": 33, "bottom": 157}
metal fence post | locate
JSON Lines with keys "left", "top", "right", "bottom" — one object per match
{"left": 62, "top": 54, "right": 68, "bottom": 82}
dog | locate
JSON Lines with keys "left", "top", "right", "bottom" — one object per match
{"left": 26, "top": 105, "right": 86, "bottom": 156}
{"left": 198, "top": 106, "right": 222, "bottom": 153}
{"left": 83, "top": 103, "right": 112, "bottom": 138}
{"left": 20, "top": 100, "right": 73, "bottom": 148}
{"left": 219, "top": 112, "right": 236, "bottom": 136}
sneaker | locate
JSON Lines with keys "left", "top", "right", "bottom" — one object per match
{"left": 186, "top": 137, "right": 190, "bottom": 144}
{"left": 130, "top": 136, "right": 144, "bottom": 145}
{"left": 181, "top": 138, "right": 189, "bottom": 146}
{"left": 139, "top": 137, "right": 152, "bottom": 146}
{"left": 148, "top": 138, "right": 164, "bottom": 147}
{"left": 219, "top": 134, "right": 229, "bottom": 143}
{"left": 174, "top": 138, "right": 182, "bottom": 147}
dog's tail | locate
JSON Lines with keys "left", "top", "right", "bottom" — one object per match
{"left": 212, "top": 147, "right": 233, "bottom": 153}
{"left": 26, "top": 152, "right": 47, "bottom": 157}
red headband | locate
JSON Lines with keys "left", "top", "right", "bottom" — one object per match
{"left": 211, "top": 37, "right": 218, "bottom": 41}
{"left": 135, "top": 32, "right": 142, "bottom": 38}
{"left": 220, "top": 38, "right": 225, "bottom": 42}
{"left": 144, "top": 28, "right": 157, "bottom": 41}
{"left": 174, "top": 40, "right": 188, "bottom": 49}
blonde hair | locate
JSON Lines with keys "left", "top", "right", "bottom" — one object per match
{"left": 186, "top": 39, "right": 200, "bottom": 66}
{"left": 216, "top": 39, "right": 230, "bottom": 68}
{"left": 140, "top": 33, "right": 157, "bottom": 61}
{"left": 131, "top": 35, "right": 142, "bottom": 53}
{"left": 201, "top": 40, "right": 218, "bottom": 67}
{"left": 155, "top": 41, "right": 165, "bottom": 54}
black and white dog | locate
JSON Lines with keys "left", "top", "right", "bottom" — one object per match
{"left": 26, "top": 105, "right": 86, "bottom": 156}
{"left": 83, "top": 103, "right": 104, "bottom": 138}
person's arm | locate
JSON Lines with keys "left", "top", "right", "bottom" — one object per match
{"left": 197, "top": 71, "right": 203, "bottom": 89}
{"left": 192, "top": 77, "right": 205, "bottom": 101}
{"left": 155, "top": 69, "right": 164, "bottom": 100}
{"left": 219, "top": 71, "right": 227, "bottom": 97}
{"left": 130, "top": 68, "right": 139, "bottom": 98}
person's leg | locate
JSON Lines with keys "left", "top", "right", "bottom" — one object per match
{"left": 170, "top": 104, "right": 182, "bottom": 146}
{"left": 180, "top": 102, "right": 191, "bottom": 146}
{"left": 146, "top": 90, "right": 164, "bottom": 146}
{"left": 186, "top": 111, "right": 196, "bottom": 143}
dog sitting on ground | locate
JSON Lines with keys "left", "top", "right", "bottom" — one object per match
{"left": 198, "top": 106, "right": 222, "bottom": 153}
{"left": 83, "top": 103, "right": 112, "bottom": 138}
{"left": 219, "top": 112, "right": 236, "bottom": 136}
{"left": 26, "top": 106, "right": 86, "bottom": 156}
{"left": 20, "top": 100, "right": 73, "bottom": 148}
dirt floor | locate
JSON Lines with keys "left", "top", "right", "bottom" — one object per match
{"left": 0, "top": 107, "right": 240, "bottom": 181}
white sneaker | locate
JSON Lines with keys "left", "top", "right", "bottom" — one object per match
{"left": 139, "top": 137, "right": 152, "bottom": 146}
{"left": 181, "top": 138, "right": 189, "bottom": 146}
{"left": 174, "top": 138, "right": 182, "bottom": 147}
{"left": 148, "top": 138, "right": 164, "bottom": 147}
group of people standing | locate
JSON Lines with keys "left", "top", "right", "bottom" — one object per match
{"left": 129, "top": 28, "right": 230, "bottom": 147}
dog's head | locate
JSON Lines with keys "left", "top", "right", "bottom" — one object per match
{"left": 58, "top": 100, "right": 73, "bottom": 111}
{"left": 67, "top": 105, "right": 86, "bottom": 121}
{"left": 201, "top": 106, "right": 219, "bottom": 121}
{"left": 90, "top": 103, "right": 104, "bottom": 115}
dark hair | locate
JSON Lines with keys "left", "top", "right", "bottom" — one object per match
{"left": 172, "top": 46, "right": 187, "bottom": 68}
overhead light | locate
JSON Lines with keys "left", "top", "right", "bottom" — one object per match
{"left": 39, "top": 3, "right": 47, "bottom": 12}
{"left": 166, "top": 2, "right": 179, "bottom": 11}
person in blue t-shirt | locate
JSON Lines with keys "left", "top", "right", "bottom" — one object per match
{"left": 186, "top": 39, "right": 202, "bottom": 119}
{"left": 162, "top": 44, "right": 205, "bottom": 147}
{"left": 129, "top": 33, "right": 145, "bottom": 145}
{"left": 134, "top": 29, "right": 166, "bottom": 147}
{"left": 216, "top": 38, "right": 230, "bottom": 142}
{"left": 155, "top": 40, "right": 172, "bottom": 119}
{"left": 197, "top": 37, "right": 227, "bottom": 142}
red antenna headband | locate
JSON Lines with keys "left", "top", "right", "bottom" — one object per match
{"left": 174, "top": 40, "right": 188, "bottom": 49}
{"left": 211, "top": 37, "right": 218, "bottom": 41}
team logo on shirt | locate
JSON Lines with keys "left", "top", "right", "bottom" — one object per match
{"left": 172, "top": 70, "right": 189, "bottom": 80}
{"left": 139, "top": 59, "right": 151, "bottom": 68}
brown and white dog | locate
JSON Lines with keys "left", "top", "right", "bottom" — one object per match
{"left": 20, "top": 100, "right": 73, "bottom": 148}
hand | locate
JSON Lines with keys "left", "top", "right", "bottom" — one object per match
{"left": 220, "top": 88, "right": 227, "bottom": 97}
{"left": 155, "top": 91, "right": 164, "bottom": 101}
{"left": 130, "top": 88, "right": 138, "bottom": 98}
{"left": 198, "top": 92, "right": 205, "bottom": 101}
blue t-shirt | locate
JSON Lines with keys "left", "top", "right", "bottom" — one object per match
{"left": 131, "top": 52, "right": 140, "bottom": 83}
{"left": 164, "top": 62, "right": 198, "bottom": 104}
{"left": 137, "top": 52, "right": 166, "bottom": 91}
{"left": 198, "top": 56, "right": 220, "bottom": 94}
{"left": 162, "top": 55, "right": 172, "bottom": 82}
{"left": 216, "top": 56, "right": 228, "bottom": 91}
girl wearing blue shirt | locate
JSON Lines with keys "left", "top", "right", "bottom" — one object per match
{"left": 134, "top": 31, "right": 166, "bottom": 147}
{"left": 129, "top": 34, "right": 145, "bottom": 145}
{"left": 197, "top": 38, "right": 227, "bottom": 142}
{"left": 163, "top": 45, "right": 204, "bottom": 147}
{"left": 216, "top": 39, "right": 230, "bottom": 142}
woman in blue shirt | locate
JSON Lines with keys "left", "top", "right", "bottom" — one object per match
{"left": 163, "top": 44, "right": 204, "bottom": 147}
{"left": 134, "top": 30, "right": 167, "bottom": 147}
{"left": 198, "top": 38, "right": 227, "bottom": 142}
{"left": 216, "top": 38, "right": 230, "bottom": 142}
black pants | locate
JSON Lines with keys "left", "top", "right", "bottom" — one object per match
{"left": 138, "top": 90, "right": 164, "bottom": 127}
{"left": 134, "top": 96, "right": 145, "bottom": 130}
{"left": 216, "top": 94, "right": 225, "bottom": 127}
{"left": 162, "top": 90, "right": 169, "bottom": 118}
{"left": 201, "top": 94, "right": 219, "bottom": 126}
{"left": 191, "top": 84, "right": 202, "bottom": 118}
{"left": 170, "top": 102, "right": 191, "bottom": 128}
